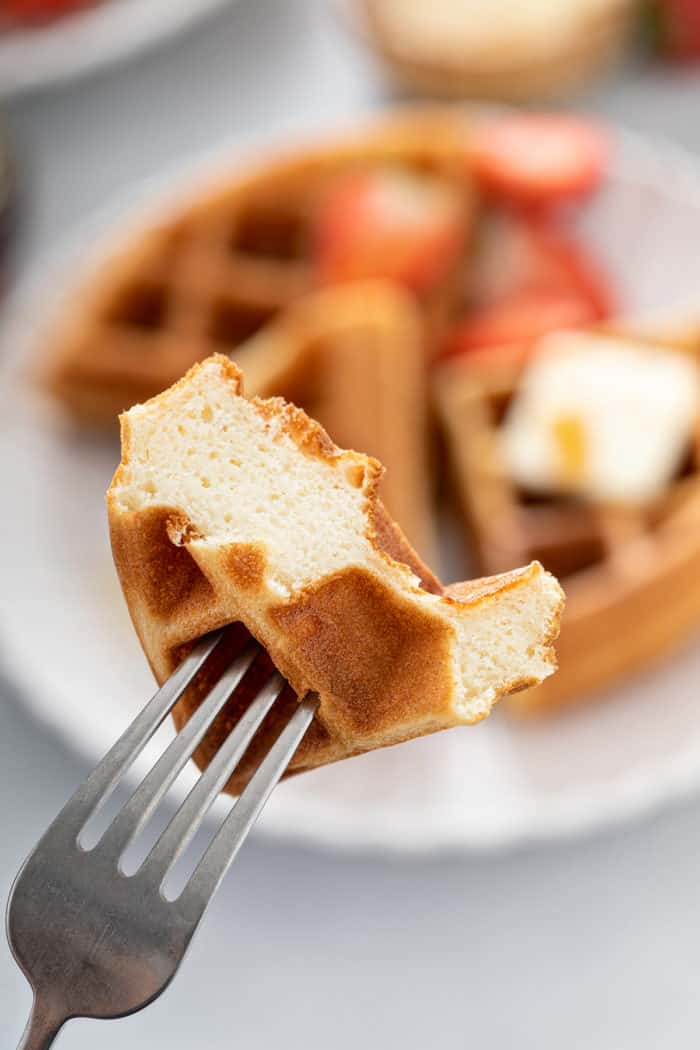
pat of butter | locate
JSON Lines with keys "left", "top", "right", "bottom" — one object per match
{"left": 501, "top": 332, "right": 700, "bottom": 503}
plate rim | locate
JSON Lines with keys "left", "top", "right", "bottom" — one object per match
{"left": 0, "top": 0, "right": 237, "bottom": 98}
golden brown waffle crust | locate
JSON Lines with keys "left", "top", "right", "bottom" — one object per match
{"left": 108, "top": 356, "right": 563, "bottom": 791}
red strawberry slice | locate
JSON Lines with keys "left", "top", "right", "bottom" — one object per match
{"left": 470, "top": 114, "right": 608, "bottom": 207}
{"left": 313, "top": 169, "right": 467, "bottom": 293}
{"left": 538, "top": 229, "right": 613, "bottom": 319}
{"left": 655, "top": 0, "right": 700, "bottom": 60}
{"left": 444, "top": 288, "right": 600, "bottom": 359}
{"left": 472, "top": 212, "right": 614, "bottom": 320}
{"left": 2, "top": 0, "right": 93, "bottom": 22}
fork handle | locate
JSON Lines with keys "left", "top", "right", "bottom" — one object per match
{"left": 17, "top": 1001, "right": 63, "bottom": 1050}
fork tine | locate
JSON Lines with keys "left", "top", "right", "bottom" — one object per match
{"left": 178, "top": 693, "right": 318, "bottom": 919}
{"left": 97, "top": 640, "right": 260, "bottom": 864}
{"left": 140, "top": 671, "right": 287, "bottom": 885}
{"left": 60, "top": 630, "right": 225, "bottom": 835}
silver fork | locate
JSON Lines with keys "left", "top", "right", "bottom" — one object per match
{"left": 6, "top": 629, "right": 318, "bottom": 1049}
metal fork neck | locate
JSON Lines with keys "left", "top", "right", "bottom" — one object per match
{"left": 17, "top": 1000, "right": 63, "bottom": 1050}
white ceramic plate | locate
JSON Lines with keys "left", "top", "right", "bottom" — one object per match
{"left": 4, "top": 123, "right": 700, "bottom": 855}
{"left": 0, "top": 0, "right": 237, "bottom": 98}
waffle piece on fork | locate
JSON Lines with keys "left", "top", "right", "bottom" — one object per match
{"left": 107, "top": 355, "right": 563, "bottom": 792}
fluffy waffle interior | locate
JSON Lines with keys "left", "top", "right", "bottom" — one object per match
{"left": 108, "top": 355, "right": 563, "bottom": 788}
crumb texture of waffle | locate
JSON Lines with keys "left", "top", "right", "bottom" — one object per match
{"left": 107, "top": 355, "right": 563, "bottom": 792}
{"left": 43, "top": 109, "right": 474, "bottom": 425}
{"left": 434, "top": 327, "right": 700, "bottom": 715}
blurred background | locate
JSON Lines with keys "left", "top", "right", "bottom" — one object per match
{"left": 4, "top": 1, "right": 700, "bottom": 1047}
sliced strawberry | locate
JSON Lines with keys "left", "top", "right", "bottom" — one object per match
{"left": 519, "top": 223, "right": 613, "bottom": 319}
{"left": 444, "top": 288, "right": 599, "bottom": 359}
{"left": 655, "top": 0, "right": 700, "bottom": 60}
{"left": 470, "top": 114, "right": 608, "bottom": 207}
{"left": 471, "top": 212, "right": 614, "bottom": 319}
{"left": 2, "top": 0, "right": 93, "bottom": 23}
{"left": 313, "top": 169, "right": 467, "bottom": 293}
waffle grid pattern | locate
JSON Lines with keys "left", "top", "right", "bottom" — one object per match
{"left": 46, "top": 114, "right": 474, "bottom": 422}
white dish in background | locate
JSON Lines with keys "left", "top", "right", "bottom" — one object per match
{"left": 0, "top": 0, "right": 237, "bottom": 97}
{"left": 3, "top": 123, "right": 700, "bottom": 855}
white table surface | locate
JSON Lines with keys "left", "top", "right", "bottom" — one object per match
{"left": 3, "top": 3, "right": 700, "bottom": 1047}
